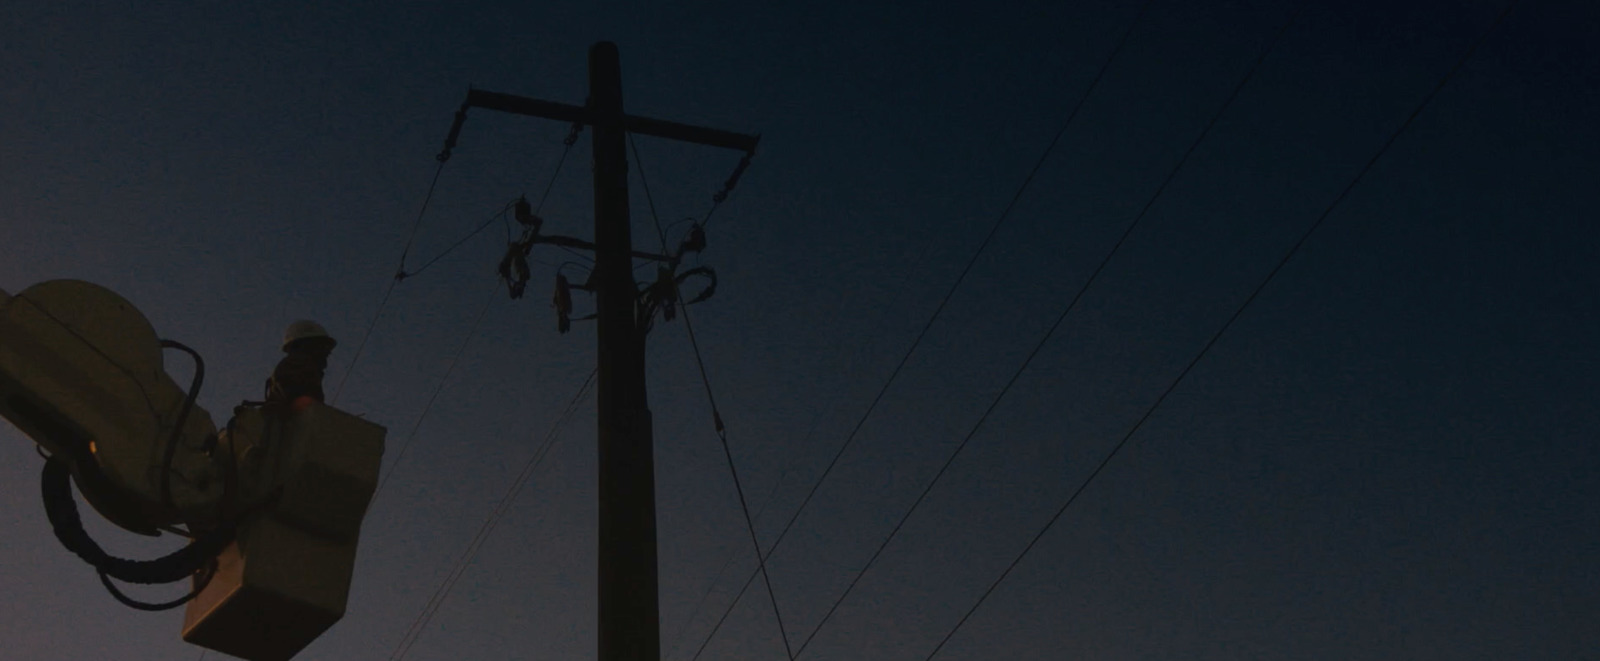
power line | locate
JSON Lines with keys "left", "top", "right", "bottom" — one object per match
{"left": 346, "top": 123, "right": 589, "bottom": 502}
{"left": 662, "top": 380, "right": 843, "bottom": 661}
{"left": 390, "top": 368, "right": 598, "bottom": 660}
{"left": 397, "top": 199, "right": 519, "bottom": 280}
{"left": 385, "top": 122, "right": 592, "bottom": 660}
{"left": 333, "top": 159, "right": 449, "bottom": 404}
{"left": 919, "top": 3, "right": 1520, "bottom": 659}
{"left": 661, "top": 162, "right": 951, "bottom": 661}
{"left": 631, "top": 132, "right": 796, "bottom": 660}
{"left": 790, "top": 5, "right": 1304, "bottom": 656}
{"left": 680, "top": 306, "right": 797, "bottom": 661}
{"left": 335, "top": 121, "right": 582, "bottom": 405}
{"left": 686, "top": 2, "right": 1153, "bottom": 657}
{"left": 630, "top": 134, "right": 673, "bottom": 253}
{"left": 370, "top": 280, "right": 500, "bottom": 503}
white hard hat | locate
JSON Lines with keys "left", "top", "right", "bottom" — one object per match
{"left": 282, "top": 320, "right": 334, "bottom": 351}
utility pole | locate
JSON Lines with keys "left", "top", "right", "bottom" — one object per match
{"left": 454, "top": 41, "right": 758, "bottom": 661}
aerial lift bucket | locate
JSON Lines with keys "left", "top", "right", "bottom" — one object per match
{"left": 182, "top": 402, "right": 385, "bottom": 661}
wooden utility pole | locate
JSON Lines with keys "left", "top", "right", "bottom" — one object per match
{"left": 457, "top": 41, "right": 758, "bottom": 661}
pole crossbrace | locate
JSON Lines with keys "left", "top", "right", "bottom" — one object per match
{"left": 464, "top": 88, "right": 759, "bottom": 154}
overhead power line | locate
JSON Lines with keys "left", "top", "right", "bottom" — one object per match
{"left": 789, "top": 5, "right": 1305, "bottom": 656}
{"left": 919, "top": 3, "right": 1520, "bottom": 659}
{"left": 396, "top": 199, "right": 519, "bottom": 281}
{"left": 680, "top": 306, "right": 796, "bottom": 661}
{"left": 631, "top": 133, "right": 795, "bottom": 660}
{"left": 344, "top": 122, "right": 588, "bottom": 505}
{"left": 391, "top": 368, "right": 598, "bottom": 660}
{"left": 685, "top": 2, "right": 1153, "bottom": 658}
{"left": 333, "top": 159, "right": 449, "bottom": 404}
{"left": 334, "top": 119, "right": 583, "bottom": 404}
{"left": 371, "top": 280, "right": 501, "bottom": 503}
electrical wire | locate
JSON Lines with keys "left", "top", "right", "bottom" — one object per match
{"left": 336, "top": 120, "right": 581, "bottom": 405}
{"left": 662, "top": 266, "right": 904, "bottom": 659}
{"left": 370, "top": 281, "right": 501, "bottom": 503}
{"left": 792, "top": 5, "right": 1303, "bottom": 655}
{"left": 632, "top": 132, "right": 797, "bottom": 660}
{"left": 539, "top": 122, "right": 585, "bottom": 213}
{"left": 398, "top": 200, "right": 520, "bottom": 280}
{"left": 386, "top": 121, "right": 590, "bottom": 659}
{"left": 917, "top": 3, "right": 1519, "bottom": 658}
{"left": 557, "top": 245, "right": 597, "bottom": 264}
{"left": 685, "top": 2, "right": 1152, "bottom": 657}
{"left": 630, "top": 134, "right": 673, "bottom": 253}
{"left": 681, "top": 304, "right": 797, "bottom": 661}
{"left": 390, "top": 368, "right": 598, "bottom": 660}
{"left": 333, "top": 159, "right": 448, "bottom": 404}
{"left": 662, "top": 398, "right": 835, "bottom": 661}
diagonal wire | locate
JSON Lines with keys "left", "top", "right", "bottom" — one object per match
{"left": 387, "top": 122, "right": 591, "bottom": 659}
{"left": 391, "top": 368, "right": 598, "bottom": 660}
{"left": 391, "top": 371, "right": 594, "bottom": 659}
{"left": 398, "top": 200, "right": 519, "bottom": 280}
{"left": 682, "top": 306, "right": 797, "bottom": 661}
{"left": 537, "top": 123, "right": 585, "bottom": 214}
{"left": 333, "top": 159, "right": 448, "bottom": 404}
{"left": 790, "top": 5, "right": 1304, "bottom": 655}
{"left": 661, "top": 223, "right": 943, "bottom": 660}
{"left": 662, "top": 391, "right": 837, "bottom": 660}
{"left": 661, "top": 236, "right": 909, "bottom": 657}
{"left": 338, "top": 122, "right": 581, "bottom": 405}
{"left": 630, "top": 134, "right": 673, "bottom": 252}
{"left": 632, "top": 132, "right": 797, "bottom": 660}
{"left": 663, "top": 166, "right": 946, "bottom": 661}
{"left": 370, "top": 280, "right": 501, "bottom": 503}
{"left": 687, "top": 3, "right": 1152, "bottom": 658}
{"left": 920, "top": 3, "right": 1519, "bottom": 659}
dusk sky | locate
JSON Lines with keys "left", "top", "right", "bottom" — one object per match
{"left": 2, "top": 1, "right": 1597, "bottom": 660}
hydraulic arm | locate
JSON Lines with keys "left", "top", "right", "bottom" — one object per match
{"left": 0, "top": 280, "right": 386, "bottom": 661}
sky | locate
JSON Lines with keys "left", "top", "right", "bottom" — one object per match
{"left": 1, "top": 0, "right": 1597, "bottom": 660}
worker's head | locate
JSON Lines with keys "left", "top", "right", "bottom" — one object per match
{"left": 282, "top": 320, "right": 337, "bottom": 354}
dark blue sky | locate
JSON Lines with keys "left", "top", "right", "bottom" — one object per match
{"left": 2, "top": 1, "right": 1596, "bottom": 659}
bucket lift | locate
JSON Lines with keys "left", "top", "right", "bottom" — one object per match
{"left": 0, "top": 280, "right": 385, "bottom": 661}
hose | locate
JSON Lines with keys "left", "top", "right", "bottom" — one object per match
{"left": 38, "top": 340, "right": 232, "bottom": 611}
{"left": 42, "top": 458, "right": 235, "bottom": 609}
{"left": 158, "top": 339, "right": 205, "bottom": 511}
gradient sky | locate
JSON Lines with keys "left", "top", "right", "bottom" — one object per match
{"left": 2, "top": 1, "right": 1597, "bottom": 660}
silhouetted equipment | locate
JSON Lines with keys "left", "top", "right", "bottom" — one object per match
{"left": 678, "top": 224, "right": 706, "bottom": 256}
{"left": 182, "top": 403, "right": 384, "bottom": 661}
{"left": 450, "top": 41, "right": 757, "bottom": 661}
{"left": 0, "top": 280, "right": 385, "bottom": 661}
{"left": 499, "top": 242, "right": 533, "bottom": 299}
{"left": 554, "top": 274, "right": 575, "bottom": 333}
{"left": 515, "top": 195, "right": 543, "bottom": 231}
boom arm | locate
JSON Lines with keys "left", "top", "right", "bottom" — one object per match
{"left": 1, "top": 280, "right": 387, "bottom": 661}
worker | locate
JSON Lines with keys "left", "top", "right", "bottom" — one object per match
{"left": 265, "top": 320, "right": 337, "bottom": 408}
